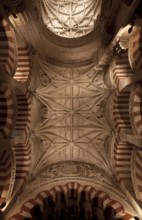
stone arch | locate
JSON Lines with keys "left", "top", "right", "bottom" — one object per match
{"left": 9, "top": 182, "right": 134, "bottom": 220}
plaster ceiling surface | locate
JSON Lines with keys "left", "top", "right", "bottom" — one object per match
{"left": 29, "top": 59, "right": 112, "bottom": 178}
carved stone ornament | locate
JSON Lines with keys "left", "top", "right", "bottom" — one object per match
{"left": 36, "top": 161, "right": 113, "bottom": 185}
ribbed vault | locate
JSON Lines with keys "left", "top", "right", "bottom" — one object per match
{"left": 38, "top": 0, "right": 102, "bottom": 38}
{"left": 30, "top": 61, "right": 112, "bottom": 177}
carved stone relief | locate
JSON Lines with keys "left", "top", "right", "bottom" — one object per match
{"left": 36, "top": 161, "right": 113, "bottom": 186}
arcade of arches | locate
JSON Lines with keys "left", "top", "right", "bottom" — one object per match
{"left": 0, "top": 0, "right": 142, "bottom": 219}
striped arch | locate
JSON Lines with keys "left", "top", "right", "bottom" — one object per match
{"left": 0, "top": 148, "right": 15, "bottom": 203}
{"left": 14, "top": 44, "right": 31, "bottom": 84}
{"left": 130, "top": 82, "right": 142, "bottom": 137}
{"left": 24, "top": 91, "right": 32, "bottom": 137}
{"left": 0, "top": 17, "right": 17, "bottom": 76}
{"left": 113, "top": 85, "right": 132, "bottom": 132}
{"left": 109, "top": 52, "right": 133, "bottom": 89}
{"left": 129, "top": 25, "right": 142, "bottom": 73}
{"left": 0, "top": 84, "right": 31, "bottom": 138}
{"left": 131, "top": 149, "right": 142, "bottom": 201}
{"left": 0, "top": 83, "right": 14, "bottom": 137}
{"left": 14, "top": 89, "right": 31, "bottom": 138}
{"left": 10, "top": 182, "right": 134, "bottom": 220}
{"left": 112, "top": 83, "right": 135, "bottom": 193}
{"left": 112, "top": 135, "right": 133, "bottom": 188}
{"left": 13, "top": 139, "right": 31, "bottom": 182}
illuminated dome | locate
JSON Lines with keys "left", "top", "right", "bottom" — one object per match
{"left": 39, "top": 0, "right": 102, "bottom": 38}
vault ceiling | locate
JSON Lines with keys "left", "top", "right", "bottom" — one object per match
{"left": 15, "top": 0, "right": 114, "bottom": 178}
{"left": 30, "top": 60, "right": 112, "bottom": 177}
{"left": 1, "top": 0, "right": 115, "bottom": 182}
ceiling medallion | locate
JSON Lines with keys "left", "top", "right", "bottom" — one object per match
{"left": 39, "top": 0, "right": 102, "bottom": 38}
